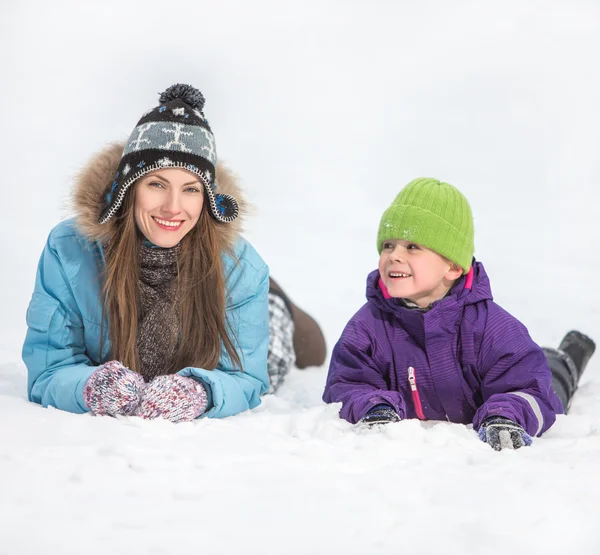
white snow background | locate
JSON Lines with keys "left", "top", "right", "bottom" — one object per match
{"left": 1, "top": 1, "right": 600, "bottom": 554}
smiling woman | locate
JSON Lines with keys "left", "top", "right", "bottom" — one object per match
{"left": 21, "top": 84, "right": 325, "bottom": 423}
{"left": 133, "top": 171, "right": 205, "bottom": 247}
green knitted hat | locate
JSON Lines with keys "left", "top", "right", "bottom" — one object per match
{"left": 377, "top": 177, "right": 474, "bottom": 272}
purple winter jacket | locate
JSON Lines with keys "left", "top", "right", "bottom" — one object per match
{"left": 323, "top": 261, "right": 563, "bottom": 436}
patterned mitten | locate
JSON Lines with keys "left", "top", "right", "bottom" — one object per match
{"left": 359, "top": 404, "right": 401, "bottom": 427}
{"left": 478, "top": 416, "right": 533, "bottom": 451}
{"left": 83, "top": 360, "right": 145, "bottom": 416}
{"left": 136, "top": 374, "right": 209, "bottom": 423}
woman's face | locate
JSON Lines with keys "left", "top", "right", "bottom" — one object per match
{"left": 134, "top": 169, "right": 204, "bottom": 248}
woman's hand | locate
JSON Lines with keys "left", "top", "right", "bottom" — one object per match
{"left": 135, "top": 375, "right": 208, "bottom": 423}
{"left": 83, "top": 361, "right": 145, "bottom": 416}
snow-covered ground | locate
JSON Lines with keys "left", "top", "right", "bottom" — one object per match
{"left": 2, "top": 1, "right": 600, "bottom": 554}
{"left": 1, "top": 361, "right": 600, "bottom": 555}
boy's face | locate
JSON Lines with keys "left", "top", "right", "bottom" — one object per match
{"left": 378, "top": 239, "right": 463, "bottom": 308}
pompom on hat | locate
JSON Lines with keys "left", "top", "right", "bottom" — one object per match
{"left": 99, "top": 84, "right": 239, "bottom": 225}
{"left": 377, "top": 178, "right": 475, "bottom": 273}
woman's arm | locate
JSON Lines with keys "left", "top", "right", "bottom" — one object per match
{"left": 178, "top": 239, "right": 270, "bottom": 418}
{"left": 23, "top": 231, "right": 100, "bottom": 413}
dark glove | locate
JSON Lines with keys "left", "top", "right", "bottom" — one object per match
{"left": 359, "top": 404, "right": 400, "bottom": 427}
{"left": 478, "top": 416, "right": 533, "bottom": 451}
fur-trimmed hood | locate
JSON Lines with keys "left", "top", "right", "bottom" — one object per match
{"left": 72, "top": 142, "right": 246, "bottom": 248}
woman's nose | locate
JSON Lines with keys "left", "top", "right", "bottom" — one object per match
{"left": 162, "top": 191, "right": 181, "bottom": 214}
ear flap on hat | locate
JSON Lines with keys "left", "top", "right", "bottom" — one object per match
{"left": 205, "top": 187, "right": 239, "bottom": 223}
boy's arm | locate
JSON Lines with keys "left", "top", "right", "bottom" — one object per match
{"left": 323, "top": 313, "right": 407, "bottom": 424}
{"left": 473, "top": 305, "right": 563, "bottom": 437}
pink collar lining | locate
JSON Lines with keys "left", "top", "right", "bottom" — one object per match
{"left": 378, "top": 266, "right": 474, "bottom": 300}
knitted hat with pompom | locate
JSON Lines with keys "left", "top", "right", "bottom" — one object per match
{"left": 99, "top": 84, "right": 238, "bottom": 225}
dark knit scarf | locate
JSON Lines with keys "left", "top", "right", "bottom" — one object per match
{"left": 137, "top": 243, "right": 181, "bottom": 381}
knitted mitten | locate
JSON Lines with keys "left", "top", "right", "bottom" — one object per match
{"left": 478, "top": 416, "right": 533, "bottom": 451}
{"left": 359, "top": 404, "right": 401, "bottom": 427}
{"left": 83, "top": 360, "right": 145, "bottom": 416}
{"left": 135, "top": 375, "right": 209, "bottom": 423}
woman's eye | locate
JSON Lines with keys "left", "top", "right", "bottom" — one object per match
{"left": 149, "top": 181, "right": 165, "bottom": 188}
{"left": 185, "top": 187, "right": 201, "bottom": 193}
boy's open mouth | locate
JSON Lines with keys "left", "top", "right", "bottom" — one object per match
{"left": 389, "top": 272, "right": 411, "bottom": 279}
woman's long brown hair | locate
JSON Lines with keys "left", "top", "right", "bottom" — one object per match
{"left": 101, "top": 187, "right": 242, "bottom": 375}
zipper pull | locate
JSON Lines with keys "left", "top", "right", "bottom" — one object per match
{"left": 408, "top": 366, "right": 417, "bottom": 391}
{"left": 408, "top": 366, "right": 426, "bottom": 420}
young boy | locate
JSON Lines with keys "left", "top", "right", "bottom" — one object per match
{"left": 323, "top": 178, "right": 594, "bottom": 451}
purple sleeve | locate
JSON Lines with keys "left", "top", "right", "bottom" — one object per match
{"left": 323, "top": 310, "right": 407, "bottom": 424}
{"left": 472, "top": 304, "right": 563, "bottom": 437}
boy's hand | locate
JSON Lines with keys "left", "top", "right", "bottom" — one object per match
{"left": 358, "top": 404, "right": 401, "bottom": 427}
{"left": 478, "top": 416, "right": 533, "bottom": 451}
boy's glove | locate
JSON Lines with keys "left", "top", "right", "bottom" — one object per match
{"left": 478, "top": 416, "right": 533, "bottom": 451}
{"left": 83, "top": 360, "right": 145, "bottom": 417}
{"left": 358, "top": 404, "right": 401, "bottom": 426}
{"left": 135, "top": 374, "right": 209, "bottom": 423}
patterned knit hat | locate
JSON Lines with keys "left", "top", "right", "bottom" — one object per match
{"left": 377, "top": 177, "right": 474, "bottom": 272}
{"left": 99, "top": 84, "right": 239, "bottom": 225}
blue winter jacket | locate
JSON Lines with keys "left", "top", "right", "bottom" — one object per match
{"left": 22, "top": 144, "right": 270, "bottom": 418}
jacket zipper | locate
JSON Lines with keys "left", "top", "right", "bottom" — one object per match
{"left": 408, "top": 366, "right": 425, "bottom": 420}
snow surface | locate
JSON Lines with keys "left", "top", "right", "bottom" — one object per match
{"left": 2, "top": 1, "right": 600, "bottom": 554}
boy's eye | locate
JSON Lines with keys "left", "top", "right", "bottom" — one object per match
{"left": 382, "top": 242, "right": 394, "bottom": 250}
{"left": 407, "top": 243, "right": 420, "bottom": 250}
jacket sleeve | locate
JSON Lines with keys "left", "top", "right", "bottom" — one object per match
{"left": 178, "top": 254, "right": 270, "bottom": 418}
{"left": 22, "top": 235, "right": 99, "bottom": 414}
{"left": 472, "top": 304, "right": 563, "bottom": 437}
{"left": 323, "top": 311, "right": 407, "bottom": 424}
